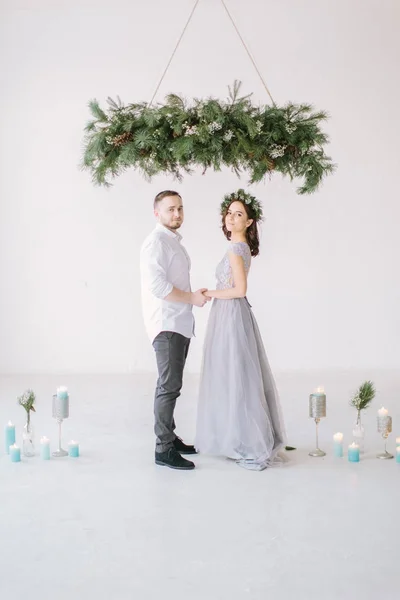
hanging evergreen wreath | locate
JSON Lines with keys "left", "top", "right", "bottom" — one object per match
{"left": 82, "top": 81, "right": 334, "bottom": 194}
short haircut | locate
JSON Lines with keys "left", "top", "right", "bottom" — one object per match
{"left": 153, "top": 190, "right": 181, "bottom": 209}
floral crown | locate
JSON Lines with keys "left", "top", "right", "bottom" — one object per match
{"left": 220, "top": 189, "right": 263, "bottom": 221}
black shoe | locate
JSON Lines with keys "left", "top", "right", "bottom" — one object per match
{"left": 155, "top": 448, "right": 195, "bottom": 470}
{"left": 173, "top": 436, "right": 198, "bottom": 455}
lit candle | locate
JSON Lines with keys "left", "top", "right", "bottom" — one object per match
{"left": 348, "top": 442, "right": 360, "bottom": 462}
{"left": 9, "top": 443, "right": 21, "bottom": 463}
{"left": 396, "top": 447, "right": 400, "bottom": 464}
{"left": 396, "top": 437, "right": 400, "bottom": 448}
{"left": 5, "top": 421, "right": 16, "bottom": 454}
{"left": 378, "top": 407, "right": 389, "bottom": 417}
{"left": 57, "top": 386, "right": 69, "bottom": 400}
{"left": 315, "top": 387, "right": 325, "bottom": 394}
{"left": 333, "top": 432, "right": 344, "bottom": 457}
{"left": 40, "top": 436, "right": 51, "bottom": 460}
{"left": 68, "top": 440, "right": 79, "bottom": 458}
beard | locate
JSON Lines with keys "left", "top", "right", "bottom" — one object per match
{"left": 160, "top": 217, "right": 182, "bottom": 230}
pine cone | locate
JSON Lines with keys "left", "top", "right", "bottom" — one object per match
{"left": 287, "top": 145, "right": 300, "bottom": 158}
{"left": 112, "top": 132, "right": 133, "bottom": 147}
{"left": 264, "top": 157, "right": 275, "bottom": 170}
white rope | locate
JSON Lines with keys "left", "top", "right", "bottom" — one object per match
{"left": 148, "top": 0, "right": 200, "bottom": 106}
{"left": 148, "top": 0, "right": 276, "bottom": 106}
{"left": 220, "top": 0, "right": 276, "bottom": 105}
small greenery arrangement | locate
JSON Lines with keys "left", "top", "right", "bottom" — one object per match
{"left": 349, "top": 381, "right": 376, "bottom": 420}
{"left": 18, "top": 389, "right": 36, "bottom": 425}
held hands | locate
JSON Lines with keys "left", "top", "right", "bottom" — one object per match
{"left": 191, "top": 288, "right": 211, "bottom": 308}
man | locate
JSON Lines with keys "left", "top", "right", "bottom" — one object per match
{"left": 140, "top": 190, "right": 208, "bottom": 470}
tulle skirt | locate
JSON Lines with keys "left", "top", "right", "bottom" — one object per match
{"left": 195, "top": 297, "right": 286, "bottom": 471}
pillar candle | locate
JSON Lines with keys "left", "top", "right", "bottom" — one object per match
{"left": 40, "top": 436, "right": 51, "bottom": 460}
{"left": 348, "top": 442, "right": 360, "bottom": 462}
{"left": 57, "top": 386, "right": 69, "bottom": 400}
{"left": 68, "top": 440, "right": 79, "bottom": 458}
{"left": 5, "top": 421, "right": 16, "bottom": 454}
{"left": 333, "top": 432, "right": 344, "bottom": 457}
{"left": 10, "top": 444, "right": 21, "bottom": 462}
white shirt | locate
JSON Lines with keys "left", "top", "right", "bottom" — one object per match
{"left": 140, "top": 224, "right": 194, "bottom": 342}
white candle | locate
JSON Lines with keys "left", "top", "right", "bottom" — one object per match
{"left": 348, "top": 441, "right": 360, "bottom": 462}
{"left": 333, "top": 432, "right": 343, "bottom": 442}
{"left": 10, "top": 443, "right": 21, "bottom": 462}
{"left": 57, "top": 386, "right": 68, "bottom": 397}
{"left": 378, "top": 407, "right": 389, "bottom": 417}
{"left": 5, "top": 421, "right": 16, "bottom": 454}
{"left": 40, "top": 436, "right": 51, "bottom": 459}
{"left": 68, "top": 440, "right": 79, "bottom": 457}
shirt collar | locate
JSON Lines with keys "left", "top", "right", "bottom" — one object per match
{"left": 156, "top": 223, "right": 183, "bottom": 242}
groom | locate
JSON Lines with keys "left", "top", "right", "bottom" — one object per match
{"left": 140, "top": 190, "right": 209, "bottom": 470}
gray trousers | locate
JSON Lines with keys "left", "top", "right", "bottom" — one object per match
{"left": 152, "top": 331, "right": 191, "bottom": 453}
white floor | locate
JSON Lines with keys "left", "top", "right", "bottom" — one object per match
{"left": 1, "top": 371, "right": 399, "bottom": 599}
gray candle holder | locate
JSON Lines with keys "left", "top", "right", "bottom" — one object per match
{"left": 377, "top": 415, "right": 393, "bottom": 459}
{"left": 52, "top": 394, "right": 70, "bottom": 457}
{"left": 309, "top": 392, "right": 327, "bottom": 457}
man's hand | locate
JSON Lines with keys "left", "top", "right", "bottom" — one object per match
{"left": 191, "top": 288, "right": 210, "bottom": 307}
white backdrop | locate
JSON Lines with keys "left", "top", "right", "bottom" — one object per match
{"left": 1, "top": 0, "right": 399, "bottom": 374}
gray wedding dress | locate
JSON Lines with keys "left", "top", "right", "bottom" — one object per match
{"left": 195, "top": 241, "right": 286, "bottom": 470}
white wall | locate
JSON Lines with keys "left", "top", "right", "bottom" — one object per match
{"left": 0, "top": 0, "right": 399, "bottom": 374}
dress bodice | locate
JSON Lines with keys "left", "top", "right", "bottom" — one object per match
{"left": 215, "top": 242, "right": 251, "bottom": 290}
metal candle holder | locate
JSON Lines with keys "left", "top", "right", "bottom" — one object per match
{"left": 309, "top": 392, "right": 327, "bottom": 457}
{"left": 377, "top": 416, "right": 393, "bottom": 459}
{"left": 52, "top": 393, "right": 70, "bottom": 457}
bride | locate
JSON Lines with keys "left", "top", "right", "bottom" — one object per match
{"left": 195, "top": 190, "right": 286, "bottom": 470}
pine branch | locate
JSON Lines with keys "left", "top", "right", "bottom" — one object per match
{"left": 88, "top": 99, "right": 108, "bottom": 122}
{"left": 349, "top": 381, "right": 376, "bottom": 411}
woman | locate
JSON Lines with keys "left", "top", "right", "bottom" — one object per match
{"left": 195, "top": 190, "right": 286, "bottom": 471}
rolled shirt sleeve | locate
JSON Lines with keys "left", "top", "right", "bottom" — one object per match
{"left": 140, "top": 239, "right": 174, "bottom": 300}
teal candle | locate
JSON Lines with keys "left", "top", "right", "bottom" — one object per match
{"left": 396, "top": 448, "right": 400, "bottom": 464}
{"left": 334, "top": 442, "right": 343, "bottom": 457}
{"left": 10, "top": 444, "right": 21, "bottom": 462}
{"left": 348, "top": 443, "right": 360, "bottom": 462}
{"left": 40, "top": 437, "right": 51, "bottom": 460}
{"left": 57, "top": 386, "right": 69, "bottom": 400}
{"left": 68, "top": 441, "right": 79, "bottom": 458}
{"left": 333, "top": 433, "right": 344, "bottom": 457}
{"left": 5, "top": 421, "right": 16, "bottom": 454}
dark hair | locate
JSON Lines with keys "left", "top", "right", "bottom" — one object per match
{"left": 154, "top": 190, "right": 181, "bottom": 209}
{"left": 221, "top": 200, "right": 260, "bottom": 257}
